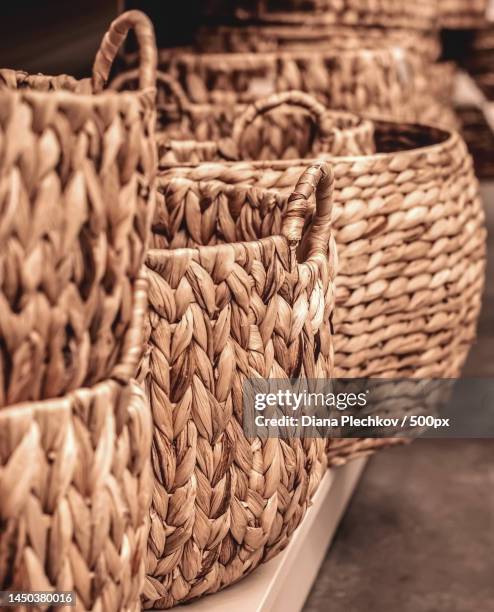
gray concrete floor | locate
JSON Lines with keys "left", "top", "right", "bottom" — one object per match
{"left": 303, "top": 184, "right": 494, "bottom": 612}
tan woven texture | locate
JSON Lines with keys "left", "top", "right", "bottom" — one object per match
{"left": 156, "top": 117, "right": 487, "bottom": 381}
{"left": 146, "top": 46, "right": 456, "bottom": 129}
{"left": 439, "top": 0, "right": 487, "bottom": 29}
{"left": 0, "top": 377, "right": 153, "bottom": 612}
{"left": 0, "top": 11, "right": 157, "bottom": 406}
{"left": 142, "top": 163, "right": 337, "bottom": 608}
{"left": 110, "top": 75, "right": 376, "bottom": 163}
{"left": 202, "top": 0, "right": 438, "bottom": 29}
{"left": 196, "top": 24, "right": 441, "bottom": 62}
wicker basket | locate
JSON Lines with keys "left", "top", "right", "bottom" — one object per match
{"left": 144, "top": 46, "right": 456, "bottom": 129}
{"left": 155, "top": 99, "right": 487, "bottom": 381}
{"left": 202, "top": 0, "right": 438, "bottom": 30}
{"left": 0, "top": 377, "right": 152, "bottom": 611}
{"left": 0, "top": 11, "right": 157, "bottom": 406}
{"left": 439, "top": 0, "right": 487, "bottom": 29}
{"left": 143, "top": 162, "right": 336, "bottom": 608}
{"left": 195, "top": 24, "right": 441, "bottom": 62}
{"left": 110, "top": 76, "right": 375, "bottom": 163}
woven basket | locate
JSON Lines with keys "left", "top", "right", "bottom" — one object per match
{"left": 0, "top": 376, "right": 152, "bottom": 611}
{"left": 143, "top": 162, "right": 336, "bottom": 608}
{"left": 156, "top": 100, "right": 487, "bottom": 381}
{"left": 439, "top": 0, "right": 487, "bottom": 29}
{"left": 196, "top": 24, "right": 441, "bottom": 62}
{"left": 110, "top": 76, "right": 375, "bottom": 163}
{"left": 202, "top": 0, "right": 438, "bottom": 30}
{"left": 146, "top": 46, "right": 455, "bottom": 129}
{"left": 0, "top": 11, "right": 157, "bottom": 406}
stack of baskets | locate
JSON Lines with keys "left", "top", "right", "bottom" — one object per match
{"left": 124, "top": 0, "right": 461, "bottom": 130}
{"left": 0, "top": 11, "right": 157, "bottom": 610}
{"left": 141, "top": 90, "right": 487, "bottom": 607}
{"left": 0, "top": 3, "right": 489, "bottom": 612}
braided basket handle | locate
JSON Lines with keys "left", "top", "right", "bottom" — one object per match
{"left": 232, "top": 91, "right": 334, "bottom": 148}
{"left": 282, "top": 161, "right": 334, "bottom": 260}
{"left": 92, "top": 10, "right": 157, "bottom": 93}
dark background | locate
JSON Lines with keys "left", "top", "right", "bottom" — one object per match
{"left": 0, "top": 1, "right": 200, "bottom": 76}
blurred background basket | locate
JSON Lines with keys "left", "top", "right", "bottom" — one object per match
{"left": 110, "top": 77, "right": 376, "bottom": 163}
{"left": 439, "top": 0, "right": 488, "bottom": 29}
{"left": 201, "top": 0, "right": 438, "bottom": 30}
{"left": 0, "top": 10, "right": 157, "bottom": 406}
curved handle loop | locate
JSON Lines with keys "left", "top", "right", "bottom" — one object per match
{"left": 92, "top": 10, "right": 157, "bottom": 93}
{"left": 232, "top": 91, "right": 334, "bottom": 149}
{"left": 282, "top": 161, "right": 334, "bottom": 261}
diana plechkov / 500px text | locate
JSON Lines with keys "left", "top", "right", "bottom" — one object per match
{"left": 254, "top": 414, "right": 451, "bottom": 429}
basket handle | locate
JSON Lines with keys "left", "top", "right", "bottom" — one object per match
{"left": 282, "top": 161, "right": 334, "bottom": 260}
{"left": 92, "top": 10, "right": 157, "bottom": 93}
{"left": 232, "top": 91, "right": 334, "bottom": 146}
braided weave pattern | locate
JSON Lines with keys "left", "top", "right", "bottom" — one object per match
{"left": 0, "top": 378, "right": 152, "bottom": 612}
{"left": 143, "top": 165, "right": 337, "bottom": 608}
{"left": 0, "top": 15, "right": 156, "bottom": 406}
{"left": 155, "top": 48, "right": 456, "bottom": 129}
{"left": 156, "top": 121, "right": 487, "bottom": 381}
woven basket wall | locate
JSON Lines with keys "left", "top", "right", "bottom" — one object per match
{"left": 110, "top": 77, "right": 376, "bottom": 163}
{"left": 202, "top": 0, "right": 438, "bottom": 30}
{"left": 0, "top": 11, "right": 157, "bottom": 406}
{"left": 155, "top": 113, "right": 487, "bottom": 381}
{"left": 0, "top": 377, "right": 152, "bottom": 612}
{"left": 439, "top": 0, "right": 487, "bottom": 29}
{"left": 195, "top": 24, "right": 441, "bottom": 62}
{"left": 142, "top": 163, "right": 337, "bottom": 608}
{"left": 137, "top": 47, "right": 457, "bottom": 130}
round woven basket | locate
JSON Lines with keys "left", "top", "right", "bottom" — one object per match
{"left": 142, "top": 163, "right": 336, "bottom": 608}
{"left": 146, "top": 46, "right": 456, "bottom": 129}
{"left": 110, "top": 77, "right": 375, "bottom": 162}
{"left": 439, "top": 0, "right": 487, "bottom": 29}
{"left": 202, "top": 0, "right": 438, "bottom": 30}
{"left": 155, "top": 99, "right": 487, "bottom": 381}
{"left": 0, "top": 377, "right": 152, "bottom": 611}
{"left": 0, "top": 11, "right": 157, "bottom": 406}
{"left": 195, "top": 23, "right": 441, "bottom": 62}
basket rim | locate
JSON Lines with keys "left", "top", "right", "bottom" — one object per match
{"left": 157, "top": 120, "right": 456, "bottom": 171}
{"left": 0, "top": 69, "right": 155, "bottom": 108}
{"left": 147, "top": 176, "right": 334, "bottom": 269}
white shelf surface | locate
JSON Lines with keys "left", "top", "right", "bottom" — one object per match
{"left": 172, "top": 458, "right": 367, "bottom": 612}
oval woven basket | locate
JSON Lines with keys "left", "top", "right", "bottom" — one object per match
{"left": 0, "top": 377, "right": 152, "bottom": 611}
{"left": 111, "top": 74, "right": 376, "bottom": 162}
{"left": 202, "top": 0, "right": 438, "bottom": 30}
{"left": 155, "top": 100, "right": 487, "bottom": 382}
{"left": 144, "top": 46, "right": 456, "bottom": 129}
{"left": 195, "top": 23, "right": 441, "bottom": 62}
{"left": 0, "top": 11, "right": 157, "bottom": 406}
{"left": 142, "top": 163, "right": 336, "bottom": 608}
